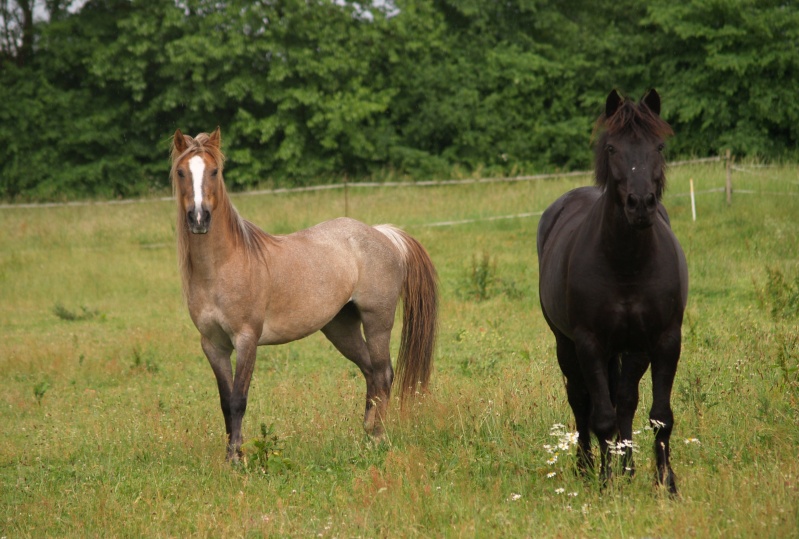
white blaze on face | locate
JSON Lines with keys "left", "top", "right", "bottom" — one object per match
{"left": 189, "top": 155, "right": 206, "bottom": 223}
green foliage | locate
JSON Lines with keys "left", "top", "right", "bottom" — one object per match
{"left": 755, "top": 266, "right": 799, "bottom": 392}
{"left": 458, "top": 251, "right": 498, "bottom": 302}
{"left": 33, "top": 380, "right": 49, "bottom": 405}
{"left": 240, "top": 423, "right": 294, "bottom": 475}
{"left": 52, "top": 303, "right": 100, "bottom": 322}
{"left": 457, "top": 251, "right": 523, "bottom": 302}
{"left": 644, "top": 0, "right": 799, "bottom": 158}
{"left": 131, "top": 346, "right": 160, "bottom": 374}
{"left": 773, "top": 328, "right": 799, "bottom": 389}
{"left": 757, "top": 265, "right": 799, "bottom": 320}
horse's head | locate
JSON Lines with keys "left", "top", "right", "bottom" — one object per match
{"left": 594, "top": 89, "right": 674, "bottom": 229}
{"left": 171, "top": 127, "right": 226, "bottom": 234}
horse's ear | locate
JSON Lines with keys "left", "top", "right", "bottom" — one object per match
{"left": 642, "top": 89, "right": 661, "bottom": 116}
{"left": 605, "top": 89, "right": 622, "bottom": 118}
{"left": 208, "top": 126, "right": 222, "bottom": 148}
{"left": 173, "top": 129, "right": 189, "bottom": 153}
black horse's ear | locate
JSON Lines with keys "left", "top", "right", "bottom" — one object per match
{"left": 642, "top": 89, "right": 661, "bottom": 116}
{"left": 173, "top": 129, "right": 189, "bottom": 153}
{"left": 605, "top": 89, "right": 623, "bottom": 118}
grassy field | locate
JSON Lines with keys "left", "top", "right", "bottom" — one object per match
{"left": 1, "top": 162, "right": 798, "bottom": 537}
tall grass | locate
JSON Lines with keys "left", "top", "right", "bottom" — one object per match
{"left": 1, "top": 162, "right": 798, "bottom": 536}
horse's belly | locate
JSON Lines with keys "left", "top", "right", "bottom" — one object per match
{"left": 258, "top": 294, "right": 352, "bottom": 345}
{"left": 258, "top": 318, "right": 327, "bottom": 345}
{"left": 258, "top": 324, "right": 317, "bottom": 346}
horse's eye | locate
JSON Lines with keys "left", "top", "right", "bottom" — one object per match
{"left": 177, "top": 169, "right": 185, "bottom": 178}
{"left": 606, "top": 145, "right": 616, "bottom": 155}
{"left": 657, "top": 143, "right": 665, "bottom": 152}
{"left": 211, "top": 168, "right": 218, "bottom": 177}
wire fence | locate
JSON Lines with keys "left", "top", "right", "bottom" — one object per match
{"left": 2, "top": 155, "right": 795, "bottom": 223}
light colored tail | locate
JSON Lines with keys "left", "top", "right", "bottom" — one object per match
{"left": 375, "top": 226, "right": 438, "bottom": 404}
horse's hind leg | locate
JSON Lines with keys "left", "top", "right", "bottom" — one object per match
{"left": 322, "top": 303, "right": 392, "bottom": 438}
{"left": 358, "top": 308, "right": 396, "bottom": 438}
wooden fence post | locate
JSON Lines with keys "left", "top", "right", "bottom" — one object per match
{"left": 725, "top": 149, "right": 733, "bottom": 206}
{"left": 344, "top": 177, "right": 349, "bottom": 217}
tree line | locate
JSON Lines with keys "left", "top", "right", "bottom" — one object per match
{"left": 1, "top": 0, "right": 797, "bottom": 201}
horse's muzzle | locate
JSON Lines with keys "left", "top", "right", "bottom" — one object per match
{"left": 187, "top": 206, "right": 211, "bottom": 234}
{"left": 625, "top": 193, "right": 656, "bottom": 229}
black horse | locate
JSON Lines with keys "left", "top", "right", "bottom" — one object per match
{"left": 537, "top": 89, "right": 688, "bottom": 494}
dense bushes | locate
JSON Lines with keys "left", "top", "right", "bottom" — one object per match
{"left": 1, "top": 0, "right": 797, "bottom": 201}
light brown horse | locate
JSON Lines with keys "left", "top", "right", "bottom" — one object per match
{"left": 170, "top": 128, "right": 438, "bottom": 460}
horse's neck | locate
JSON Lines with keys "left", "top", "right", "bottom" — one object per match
{"left": 187, "top": 205, "right": 239, "bottom": 281}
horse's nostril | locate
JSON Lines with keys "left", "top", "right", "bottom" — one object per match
{"left": 645, "top": 193, "right": 656, "bottom": 208}
{"left": 626, "top": 194, "right": 638, "bottom": 210}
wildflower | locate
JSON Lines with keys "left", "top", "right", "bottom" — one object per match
{"left": 555, "top": 488, "right": 565, "bottom": 494}
{"left": 684, "top": 438, "right": 701, "bottom": 445}
{"left": 547, "top": 472, "right": 557, "bottom": 478}
{"left": 565, "top": 431, "right": 579, "bottom": 445}
{"left": 510, "top": 493, "right": 522, "bottom": 501}
{"left": 547, "top": 455, "right": 558, "bottom": 465}
{"left": 568, "top": 491, "right": 578, "bottom": 497}
{"left": 650, "top": 419, "right": 667, "bottom": 429}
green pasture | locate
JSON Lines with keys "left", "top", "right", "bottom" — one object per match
{"left": 1, "top": 163, "right": 798, "bottom": 537}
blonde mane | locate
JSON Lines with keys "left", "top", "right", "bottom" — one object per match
{"left": 170, "top": 131, "right": 271, "bottom": 301}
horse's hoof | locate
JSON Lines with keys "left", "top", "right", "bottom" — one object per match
{"left": 656, "top": 468, "right": 678, "bottom": 497}
{"left": 367, "top": 423, "right": 385, "bottom": 439}
{"left": 226, "top": 447, "right": 243, "bottom": 464}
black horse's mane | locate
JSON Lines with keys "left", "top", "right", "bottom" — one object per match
{"left": 593, "top": 96, "right": 674, "bottom": 196}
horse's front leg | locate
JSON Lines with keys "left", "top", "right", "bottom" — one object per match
{"left": 650, "top": 329, "right": 682, "bottom": 495}
{"left": 227, "top": 332, "right": 259, "bottom": 460}
{"left": 616, "top": 353, "right": 650, "bottom": 477}
{"left": 574, "top": 330, "right": 618, "bottom": 487}
{"left": 201, "top": 337, "right": 236, "bottom": 459}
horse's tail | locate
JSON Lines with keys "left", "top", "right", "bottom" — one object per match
{"left": 375, "top": 225, "right": 438, "bottom": 406}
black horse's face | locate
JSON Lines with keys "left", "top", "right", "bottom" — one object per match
{"left": 605, "top": 136, "right": 665, "bottom": 229}
{"left": 175, "top": 152, "right": 220, "bottom": 234}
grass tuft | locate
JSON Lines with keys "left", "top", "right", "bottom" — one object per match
{"left": 240, "top": 423, "right": 294, "bottom": 475}
{"left": 52, "top": 303, "right": 100, "bottom": 321}
{"left": 456, "top": 251, "right": 524, "bottom": 302}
